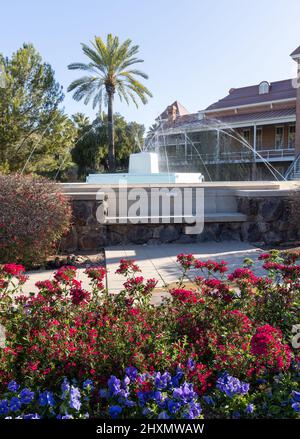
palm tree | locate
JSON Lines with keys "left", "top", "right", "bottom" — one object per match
{"left": 68, "top": 34, "right": 152, "bottom": 171}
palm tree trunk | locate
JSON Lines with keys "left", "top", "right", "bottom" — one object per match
{"left": 107, "top": 89, "right": 115, "bottom": 171}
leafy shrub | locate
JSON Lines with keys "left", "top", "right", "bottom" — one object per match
{"left": 0, "top": 173, "right": 71, "bottom": 266}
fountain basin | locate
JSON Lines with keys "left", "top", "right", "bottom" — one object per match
{"left": 86, "top": 151, "right": 204, "bottom": 184}
{"left": 86, "top": 172, "right": 204, "bottom": 184}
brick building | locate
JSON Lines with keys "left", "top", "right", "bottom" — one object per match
{"left": 152, "top": 45, "right": 300, "bottom": 181}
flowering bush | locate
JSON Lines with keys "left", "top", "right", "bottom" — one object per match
{"left": 0, "top": 173, "right": 71, "bottom": 266}
{"left": 0, "top": 250, "right": 299, "bottom": 418}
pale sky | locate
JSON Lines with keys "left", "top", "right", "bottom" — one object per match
{"left": 1, "top": 0, "right": 300, "bottom": 129}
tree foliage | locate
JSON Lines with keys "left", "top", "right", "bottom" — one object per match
{"left": 68, "top": 34, "right": 152, "bottom": 170}
{"left": 71, "top": 113, "right": 145, "bottom": 179}
{"left": 0, "top": 43, "right": 76, "bottom": 177}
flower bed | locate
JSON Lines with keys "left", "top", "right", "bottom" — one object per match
{"left": 0, "top": 250, "right": 299, "bottom": 419}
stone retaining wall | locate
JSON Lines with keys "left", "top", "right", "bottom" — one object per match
{"left": 59, "top": 190, "right": 300, "bottom": 252}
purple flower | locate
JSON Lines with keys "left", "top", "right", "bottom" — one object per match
{"left": 292, "top": 402, "right": 300, "bottom": 412}
{"left": 292, "top": 390, "right": 300, "bottom": 402}
{"left": 99, "top": 389, "right": 108, "bottom": 399}
{"left": 22, "top": 413, "right": 41, "bottom": 419}
{"left": 171, "top": 371, "right": 184, "bottom": 387}
{"left": 123, "top": 376, "right": 130, "bottom": 387}
{"left": 108, "top": 376, "right": 122, "bottom": 397}
{"left": 61, "top": 378, "right": 70, "bottom": 398}
{"left": 69, "top": 386, "right": 81, "bottom": 411}
{"left": 173, "top": 382, "right": 197, "bottom": 403}
{"left": 7, "top": 381, "right": 19, "bottom": 393}
{"left": 187, "top": 358, "right": 195, "bottom": 370}
{"left": 154, "top": 372, "right": 171, "bottom": 390}
{"left": 245, "top": 403, "right": 254, "bottom": 414}
{"left": 20, "top": 388, "right": 34, "bottom": 404}
{"left": 83, "top": 379, "right": 94, "bottom": 392}
{"left": 108, "top": 405, "right": 122, "bottom": 419}
{"left": 39, "top": 391, "right": 55, "bottom": 407}
{"left": 186, "top": 402, "right": 202, "bottom": 419}
{"left": 168, "top": 400, "right": 182, "bottom": 414}
{"left": 203, "top": 395, "right": 215, "bottom": 406}
{"left": 158, "top": 411, "right": 170, "bottom": 419}
{"left": 0, "top": 400, "right": 8, "bottom": 415}
{"left": 125, "top": 366, "right": 138, "bottom": 381}
{"left": 216, "top": 372, "right": 249, "bottom": 398}
{"left": 9, "top": 397, "right": 21, "bottom": 412}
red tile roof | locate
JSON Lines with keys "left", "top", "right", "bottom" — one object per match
{"left": 163, "top": 108, "right": 296, "bottom": 131}
{"left": 159, "top": 101, "right": 190, "bottom": 120}
{"left": 212, "top": 108, "right": 296, "bottom": 124}
{"left": 205, "top": 79, "right": 296, "bottom": 111}
{"left": 290, "top": 45, "right": 300, "bottom": 57}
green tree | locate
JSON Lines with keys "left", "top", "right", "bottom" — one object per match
{"left": 72, "top": 113, "right": 145, "bottom": 179}
{"left": 67, "top": 34, "right": 152, "bottom": 171}
{"left": 0, "top": 43, "right": 76, "bottom": 177}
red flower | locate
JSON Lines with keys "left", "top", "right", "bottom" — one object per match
{"left": 70, "top": 287, "right": 90, "bottom": 305}
{"left": 2, "top": 263, "right": 25, "bottom": 276}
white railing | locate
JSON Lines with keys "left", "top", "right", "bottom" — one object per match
{"left": 162, "top": 148, "right": 295, "bottom": 163}
{"left": 285, "top": 153, "right": 300, "bottom": 180}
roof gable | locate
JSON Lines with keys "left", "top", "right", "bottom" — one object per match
{"left": 159, "top": 101, "right": 190, "bottom": 119}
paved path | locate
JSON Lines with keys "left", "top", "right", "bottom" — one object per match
{"left": 19, "top": 242, "right": 265, "bottom": 297}
{"left": 105, "top": 241, "right": 265, "bottom": 294}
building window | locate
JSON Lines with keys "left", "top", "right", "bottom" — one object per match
{"left": 288, "top": 125, "right": 295, "bottom": 149}
{"left": 259, "top": 81, "right": 269, "bottom": 94}
{"left": 256, "top": 127, "right": 262, "bottom": 149}
{"left": 275, "top": 126, "right": 284, "bottom": 149}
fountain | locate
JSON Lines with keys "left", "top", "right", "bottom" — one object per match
{"left": 86, "top": 151, "right": 204, "bottom": 184}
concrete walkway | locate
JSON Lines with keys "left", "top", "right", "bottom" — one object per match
{"left": 19, "top": 241, "right": 265, "bottom": 296}
{"left": 105, "top": 241, "right": 264, "bottom": 294}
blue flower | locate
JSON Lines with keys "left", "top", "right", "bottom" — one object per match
{"left": 123, "top": 376, "right": 130, "bottom": 387}
{"left": 292, "top": 390, "right": 300, "bottom": 402}
{"left": 125, "top": 366, "right": 138, "bottom": 381}
{"left": 292, "top": 402, "right": 300, "bottom": 412}
{"left": 22, "top": 413, "right": 41, "bottom": 419}
{"left": 108, "top": 376, "right": 122, "bottom": 397}
{"left": 39, "top": 391, "right": 55, "bottom": 407}
{"left": 69, "top": 386, "right": 81, "bottom": 411}
{"left": 7, "top": 381, "right": 19, "bottom": 393}
{"left": 59, "top": 414, "right": 74, "bottom": 419}
{"left": 61, "top": 378, "right": 70, "bottom": 398}
{"left": 186, "top": 402, "right": 202, "bottom": 419}
{"left": 154, "top": 372, "right": 171, "bottom": 390}
{"left": 216, "top": 372, "right": 249, "bottom": 398}
{"left": 20, "top": 388, "right": 34, "bottom": 405}
{"left": 9, "top": 397, "right": 21, "bottom": 412}
{"left": 151, "top": 390, "right": 163, "bottom": 404}
{"left": 99, "top": 389, "right": 108, "bottom": 399}
{"left": 187, "top": 358, "right": 195, "bottom": 370}
{"left": 168, "top": 400, "right": 182, "bottom": 414}
{"left": 173, "top": 382, "right": 197, "bottom": 404}
{"left": 158, "top": 411, "right": 170, "bottom": 419}
{"left": 0, "top": 400, "right": 9, "bottom": 415}
{"left": 83, "top": 379, "right": 94, "bottom": 392}
{"left": 171, "top": 371, "right": 184, "bottom": 387}
{"left": 232, "top": 411, "right": 241, "bottom": 419}
{"left": 245, "top": 403, "right": 254, "bottom": 414}
{"left": 108, "top": 405, "right": 122, "bottom": 419}
{"left": 203, "top": 395, "right": 215, "bottom": 406}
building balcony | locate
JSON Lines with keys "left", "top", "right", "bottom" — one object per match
{"left": 199, "top": 149, "right": 295, "bottom": 164}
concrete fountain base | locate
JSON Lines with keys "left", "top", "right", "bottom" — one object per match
{"left": 60, "top": 181, "right": 300, "bottom": 251}
{"left": 86, "top": 151, "right": 204, "bottom": 184}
